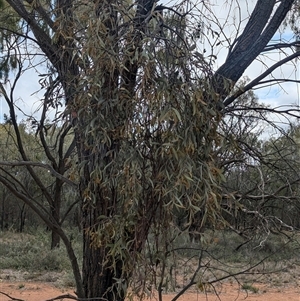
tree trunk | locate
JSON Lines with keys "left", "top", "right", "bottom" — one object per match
{"left": 51, "top": 229, "right": 60, "bottom": 249}
{"left": 1, "top": 193, "right": 5, "bottom": 230}
{"left": 79, "top": 175, "right": 157, "bottom": 300}
{"left": 50, "top": 180, "right": 63, "bottom": 249}
{"left": 18, "top": 203, "right": 27, "bottom": 233}
{"left": 73, "top": 117, "right": 133, "bottom": 298}
{"left": 82, "top": 225, "right": 128, "bottom": 300}
{"left": 50, "top": 204, "right": 61, "bottom": 248}
{"left": 80, "top": 177, "right": 130, "bottom": 301}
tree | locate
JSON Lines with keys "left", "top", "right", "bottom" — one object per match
{"left": 218, "top": 86, "right": 300, "bottom": 236}
{"left": 0, "top": 0, "right": 300, "bottom": 300}
{"left": 0, "top": 116, "right": 76, "bottom": 246}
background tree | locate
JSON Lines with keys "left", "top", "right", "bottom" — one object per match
{"left": 219, "top": 89, "right": 300, "bottom": 237}
{"left": 0, "top": 1, "right": 300, "bottom": 300}
{"left": 0, "top": 60, "right": 77, "bottom": 248}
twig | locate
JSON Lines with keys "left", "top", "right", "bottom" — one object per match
{"left": 0, "top": 291, "right": 25, "bottom": 301}
{"left": 44, "top": 294, "right": 78, "bottom": 301}
{"left": 171, "top": 250, "right": 205, "bottom": 301}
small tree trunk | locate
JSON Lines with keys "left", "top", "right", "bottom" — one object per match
{"left": 50, "top": 180, "right": 63, "bottom": 249}
{"left": 19, "top": 203, "right": 26, "bottom": 232}
{"left": 50, "top": 201, "right": 60, "bottom": 248}
{"left": 51, "top": 230, "right": 61, "bottom": 249}
{"left": 1, "top": 195, "right": 5, "bottom": 231}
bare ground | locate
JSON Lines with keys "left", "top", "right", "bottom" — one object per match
{"left": 0, "top": 270, "right": 300, "bottom": 301}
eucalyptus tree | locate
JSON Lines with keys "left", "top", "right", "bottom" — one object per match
{"left": 0, "top": 0, "right": 300, "bottom": 300}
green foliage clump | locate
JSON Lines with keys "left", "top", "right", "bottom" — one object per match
{"left": 241, "top": 283, "right": 259, "bottom": 293}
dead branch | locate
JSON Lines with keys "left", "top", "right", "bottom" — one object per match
{"left": 0, "top": 291, "right": 25, "bottom": 301}
{"left": 44, "top": 294, "right": 78, "bottom": 301}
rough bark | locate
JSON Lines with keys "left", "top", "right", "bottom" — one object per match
{"left": 81, "top": 195, "right": 129, "bottom": 300}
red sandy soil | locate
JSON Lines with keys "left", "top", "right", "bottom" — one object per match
{"left": 0, "top": 281, "right": 299, "bottom": 301}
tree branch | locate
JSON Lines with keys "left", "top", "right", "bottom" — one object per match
{"left": 6, "top": 0, "right": 59, "bottom": 66}
{"left": 0, "top": 291, "right": 25, "bottom": 301}
{"left": 0, "top": 161, "right": 77, "bottom": 188}
{"left": 213, "top": 0, "right": 295, "bottom": 101}
{"left": 223, "top": 50, "right": 300, "bottom": 107}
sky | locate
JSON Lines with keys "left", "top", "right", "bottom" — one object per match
{"left": 1, "top": 0, "right": 300, "bottom": 134}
